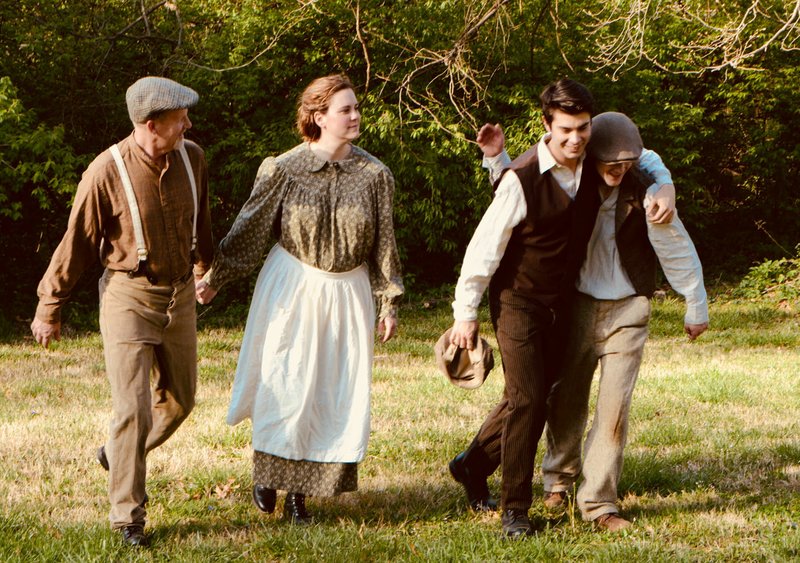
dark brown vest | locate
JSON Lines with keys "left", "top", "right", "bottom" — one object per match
{"left": 613, "top": 167, "right": 658, "bottom": 297}
{"left": 489, "top": 147, "right": 601, "bottom": 307}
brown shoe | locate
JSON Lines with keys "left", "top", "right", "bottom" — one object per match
{"left": 119, "top": 524, "right": 149, "bottom": 547}
{"left": 543, "top": 490, "right": 567, "bottom": 510}
{"left": 594, "top": 512, "right": 632, "bottom": 532}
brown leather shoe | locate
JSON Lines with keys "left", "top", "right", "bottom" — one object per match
{"left": 594, "top": 512, "right": 632, "bottom": 532}
{"left": 543, "top": 490, "right": 567, "bottom": 510}
{"left": 119, "top": 524, "right": 149, "bottom": 547}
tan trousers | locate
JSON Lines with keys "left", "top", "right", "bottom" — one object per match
{"left": 543, "top": 293, "right": 650, "bottom": 521}
{"left": 98, "top": 270, "right": 197, "bottom": 529}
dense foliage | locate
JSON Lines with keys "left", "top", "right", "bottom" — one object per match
{"left": 1, "top": 0, "right": 798, "bottom": 326}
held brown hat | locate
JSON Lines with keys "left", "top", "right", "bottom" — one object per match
{"left": 434, "top": 328, "right": 495, "bottom": 389}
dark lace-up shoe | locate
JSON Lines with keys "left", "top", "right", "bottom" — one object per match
{"left": 119, "top": 524, "right": 149, "bottom": 547}
{"left": 448, "top": 451, "right": 498, "bottom": 512}
{"left": 96, "top": 446, "right": 109, "bottom": 471}
{"left": 501, "top": 509, "right": 533, "bottom": 539}
{"left": 284, "top": 492, "right": 312, "bottom": 525}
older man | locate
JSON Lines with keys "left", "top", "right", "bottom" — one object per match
{"left": 540, "top": 112, "right": 708, "bottom": 531}
{"left": 31, "top": 76, "right": 213, "bottom": 547}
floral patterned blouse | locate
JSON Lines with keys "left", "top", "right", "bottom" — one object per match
{"left": 207, "top": 142, "right": 404, "bottom": 319}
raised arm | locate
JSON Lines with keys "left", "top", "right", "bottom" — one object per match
{"left": 477, "top": 123, "right": 512, "bottom": 185}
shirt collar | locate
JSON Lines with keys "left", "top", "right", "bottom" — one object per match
{"left": 303, "top": 142, "right": 368, "bottom": 174}
{"left": 124, "top": 131, "right": 180, "bottom": 173}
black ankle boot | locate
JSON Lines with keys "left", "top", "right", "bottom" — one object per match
{"left": 283, "top": 492, "right": 312, "bottom": 525}
{"left": 253, "top": 485, "right": 276, "bottom": 513}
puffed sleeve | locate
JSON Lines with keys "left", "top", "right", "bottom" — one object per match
{"left": 369, "top": 166, "right": 404, "bottom": 320}
{"left": 204, "top": 157, "right": 287, "bottom": 289}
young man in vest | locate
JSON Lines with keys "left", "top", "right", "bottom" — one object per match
{"left": 539, "top": 112, "right": 708, "bottom": 531}
{"left": 447, "top": 79, "right": 676, "bottom": 538}
{"left": 447, "top": 78, "right": 602, "bottom": 538}
{"left": 31, "top": 76, "right": 214, "bottom": 547}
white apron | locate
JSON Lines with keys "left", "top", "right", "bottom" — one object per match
{"left": 226, "top": 244, "right": 375, "bottom": 463}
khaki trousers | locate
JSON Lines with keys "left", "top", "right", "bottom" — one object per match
{"left": 542, "top": 292, "right": 650, "bottom": 521}
{"left": 98, "top": 270, "right": 197, "bottom": 529}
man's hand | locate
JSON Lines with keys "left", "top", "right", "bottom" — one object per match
{"left": 378, "top": 316, "right": 397, "bottom": 343}
{"left": 450, "top": 320, "right": 479, "bottom": 350}
{"left": 476, "top": 123, "right": 505, "bottom": 158}
{"left": 195, "top": 279, "right": 218, "bottom": 304}
{"left": 647, "top": 183, "right": 676, "bottom": 224}
{"left": 685, "top": 322, "right": 708, "bottom": 341}
{"left": 31, "top": 317, "right": 61, "bottom": 349}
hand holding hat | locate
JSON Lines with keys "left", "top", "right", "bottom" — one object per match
{"left": 434, "top": 328, "right": 494, "bottom": 389}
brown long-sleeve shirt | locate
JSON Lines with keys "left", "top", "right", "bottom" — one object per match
{"left": 35, "top": 133, "right": 214, "bottom": 324}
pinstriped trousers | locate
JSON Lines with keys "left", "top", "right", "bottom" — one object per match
{"left": 461, "top": 286, "right": 565, "bottom": 511}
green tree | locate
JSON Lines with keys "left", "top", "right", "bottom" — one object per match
{"left": 0, "top": 0, "right": 797, "bottom": 329}
{"left": 0, "top": 76, "right": 85, "bottom": 317}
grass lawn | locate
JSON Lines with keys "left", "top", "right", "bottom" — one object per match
{"left": 1, "top": 294, "right": 799, "bottom": 561}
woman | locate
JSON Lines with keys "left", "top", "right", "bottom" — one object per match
{"left": 196, "top": 75, "right": 403, "bottom": 524}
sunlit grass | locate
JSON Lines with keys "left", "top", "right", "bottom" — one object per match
{"left": 1, "top": 294, "right": 799, "bottom": 561}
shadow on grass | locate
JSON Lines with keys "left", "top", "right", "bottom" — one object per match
{"left": 154, "top": 435, "right": 800, "bottom": 535}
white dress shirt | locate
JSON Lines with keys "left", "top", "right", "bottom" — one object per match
{"left": 452, "top": 135, "right": 585, "bottom": 321}
{"left": 453, "top": 140, "right": 675, "bottom": 322}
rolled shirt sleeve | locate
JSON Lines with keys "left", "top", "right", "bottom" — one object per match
{"left": 639, "top": 149, "right": 674, "bottom": 187}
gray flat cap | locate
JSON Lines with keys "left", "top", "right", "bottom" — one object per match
{"left": 126, "top": 76, "right": 199, "bottom": 124}
{"left": 588, "top": 112, "right": 643, "bottom": 163}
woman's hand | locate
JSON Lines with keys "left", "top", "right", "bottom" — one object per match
{"left": 195, "top": 278, "right": 218, "bottom": 304}
{"left": 378, "top": 316, "right": 397, "bottom": 343}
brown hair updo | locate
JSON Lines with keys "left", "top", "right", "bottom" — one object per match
{"left": 296, "top": 74, "right": 355, "bottom": 142}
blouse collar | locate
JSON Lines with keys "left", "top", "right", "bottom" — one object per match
{"left": 303, "top": 142, "right": 369, "bottom": 174}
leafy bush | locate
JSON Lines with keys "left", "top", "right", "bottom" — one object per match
{"left": 733, "top": 246, "right": 800, "bottom": 301}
